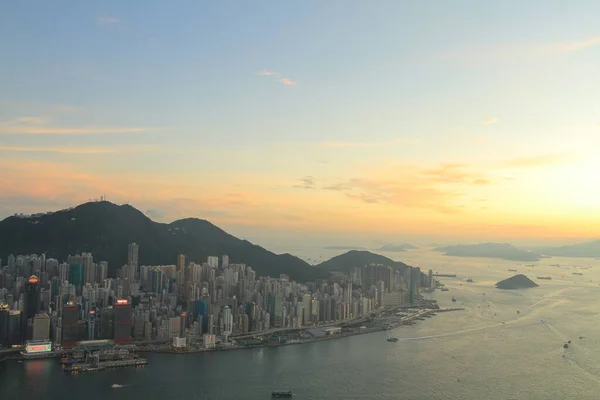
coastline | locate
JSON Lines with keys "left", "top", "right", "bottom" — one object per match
{"left": 136, "top": 307, "right": 465, "bottom": 356}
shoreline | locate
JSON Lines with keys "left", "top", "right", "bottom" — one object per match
{"left": 137, "top": 307, "right": 465, "bottom": 356}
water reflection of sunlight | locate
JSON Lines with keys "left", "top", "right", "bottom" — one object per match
{"left": 24, "top": 360, "right": 52, "bottom": 392}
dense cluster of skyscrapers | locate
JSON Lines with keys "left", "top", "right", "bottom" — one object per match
{"left": 0, "top": 243, "right": 434, "bottom": 348}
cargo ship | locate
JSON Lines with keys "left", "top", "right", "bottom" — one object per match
{"left": 272, "top": 391, "right": 293, "bottom": 397}
{"left": 537, "top": 276, "right": 552, "bottom": 280}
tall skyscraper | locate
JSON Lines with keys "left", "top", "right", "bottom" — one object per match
{"left": 97, "top": 261, "right": 108, "bottom": 283}
{"left": 81, "top": 253, "right": 94, "bottom": 285}
{"left": 221, "top": 255, "right": 229, "bottom": 269}
{"left": 128, "top": 243, "right": 139, "bottom": 279}
{"left": 32, "top": 313, "right": 50, "bottom": 341}
{"left": 61, "top": 304, "right": 80, "bottom": 348}
{"left": 222, "top": 306, "right": 233, "bottom": 335}
{"left": 24, "top": 275, "right": 40, "bottom": 321}
{"left": 176, "top": 254, "right": 185, "bottom": 284}
{"left": 87, "top": 309, "right": 97, "bottom": 340}
{"left": 113, "top": 298, "right": 132, "bottom": 344}
{"left": 0, "top": 303, "right": 9, "bottom": 345}
{"left": 68, "top": 263, "right": 83, "bottom": 290}
{"left": 207, "top": 256, "right": 219, "bottom": 269}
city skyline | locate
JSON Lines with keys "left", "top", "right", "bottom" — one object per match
{"left": 0, "top": 236, "right": 430, "bottom": 351}
{"left": 2, "top": 1, "right": 600, "bottom": 244}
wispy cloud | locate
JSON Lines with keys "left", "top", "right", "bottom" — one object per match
{"left": 96, "top": 16, "right": 165, "bottom": 51}
{"left": 258, "top": 70, "right": 296, "bottom": 86}
{"left": 0, "top": 145, "right": 161, "bottom": 154}
{"left": 504, "top": 153, "right": 572, "bottom": 168}
{"left": 97, "top": 16, "right": 120, "bottom": 25}
{"left": 293, "top": 176, "right": 316, "bottom": 189}
{"left": 277, "top": 137, "right": 416, "bottom": 149}
{"left": 279, "top": 78, "right": 296, "bottom": 86}
{"left": 444, "top": 35, "right": 600, "bottom": 64}
{"left": 6, "top": 116, "right": 46, "bottom": 125}
{"left": 484, "top": 117, "right": 498, "bottom": 125}
{"left": 258, "top": 70, "right": 278, "bottom": 76}
{"left": 322, "top": 164, "right": 490, "bottom": 213}
{"left": 541, "top": 36, "right": 600, "bottom": 54}
{"left": 0, "top": 124, "right": 147, "bottom": 135}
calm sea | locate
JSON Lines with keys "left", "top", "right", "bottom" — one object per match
{"left": 1, "top": 248, "right": 600, "bottom": 399}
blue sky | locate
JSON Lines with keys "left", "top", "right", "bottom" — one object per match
{"left": 1, "top": 1, "right": 600, "bottom": 245}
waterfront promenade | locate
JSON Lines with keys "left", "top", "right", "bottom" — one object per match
{"left": 136, "top": 305, "right": 465, "bottom": 355}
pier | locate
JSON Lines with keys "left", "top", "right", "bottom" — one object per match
{"left": 64, "top": 358, "right": 147, "bottom": 372}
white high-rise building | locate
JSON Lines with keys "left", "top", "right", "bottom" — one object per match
{"left": 222, "top": 306, "right": 233, "bottom": 335}
{"left": 128, "top": 243, "right": 139, "bottom": 279}
{"left": 207, "top": 256, "right": 219, "bottom": 269}
{"left": 82, "top": 253, "right": 94, "bottom": 285}
{"left": 221, "top": 255, "right": 229, "bottom": 269}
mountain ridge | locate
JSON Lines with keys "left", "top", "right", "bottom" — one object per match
{"left": 0, "top": 201, "right": 328, "bottom": 282}
{"left": 533, "top": 240, "right": 600, "bottom": 258}
{"left": 316, "top": 250, "right": 411, "bottom": 274}
{"left": 434, "top": 242, "right": 542, "bottom": 262}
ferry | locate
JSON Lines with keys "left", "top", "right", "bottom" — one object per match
{"left": 466, "top": 278, "right": 473, "bottom": 283}
{"left": 272, "top": 391, "right": 293, "bottom": 397}
{"left": 572, "top": 272, "right": 583, "bottom": 276}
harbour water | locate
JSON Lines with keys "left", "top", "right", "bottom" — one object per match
{"left": 1, "top": 249, "right": 600, "bottom": 399}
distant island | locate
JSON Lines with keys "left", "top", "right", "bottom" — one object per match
{"left": 324, "top": 245, "right": 368, "bottom": 250}
{"left": 532, "top": 239, "right": 600, "bottom": 258}
{"left": 376, "top": 244, "right": 417, "bottom": 252}
{"left": 434, "top": 243, "right": 542, "bottom": 262}
{"left": 496, "top": 274, "right": 539, "bottom": 289}
{"left": 316, "top": 250, "right": 410, "bottom": 274}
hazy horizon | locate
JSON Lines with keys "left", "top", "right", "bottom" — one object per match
{"left": 2, "top": 1, "right": 600, "bottom": 243}
{"left": 1, "top": 200, "right": 597, "bottom": 251}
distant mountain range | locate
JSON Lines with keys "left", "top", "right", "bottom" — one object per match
{"left": 533, "top": 240, "right": 600, "bottom": 258}
{"left": 0, "top": 202, "right": 426, "bottom": 283}
{"left": 433, "top": 243, "right": 542, "bottom": 262}
{"left": 0, "top": 201, "right": 329, "bottom": 282}
{"left": 324, "top": 245, "right": 368, "bottom": 250}
{"left": 316, "top": 250, "right": 411, "bottom": 274}
{"left": 325, "top": 244, "right": 417, "bottom": 252}
{"left": 376, "top": 244, "right": 417, "bottom": 252}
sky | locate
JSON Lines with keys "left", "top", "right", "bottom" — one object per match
{"left": 1, "top": 1, "right": 600, "bottom": 247}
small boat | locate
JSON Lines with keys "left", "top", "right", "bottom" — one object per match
{"left": 451, "top": 297, "right": 456, "bottom": 302}
{"left": 572, "top": 272, "right": 583, "bottom": 276}
{"left": 537, "top": 276, "right": 552, "bottom": 280}
{"left": 440, "top": 287, "right": 449, "bottom": 292}
{"left": 272, "top": 391, "right": 293, "bottom": 398}
{"left": 466, "top": 278, "right": 473, "bottom": 283}
{"left": 387, "top": 337, "right": 399, "bottom": 342}
{"left": 563, "top": 343, "right": 569, "bottom": 349}
{"left": 508, "top": 269, "right": 518, "bottom": 272}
